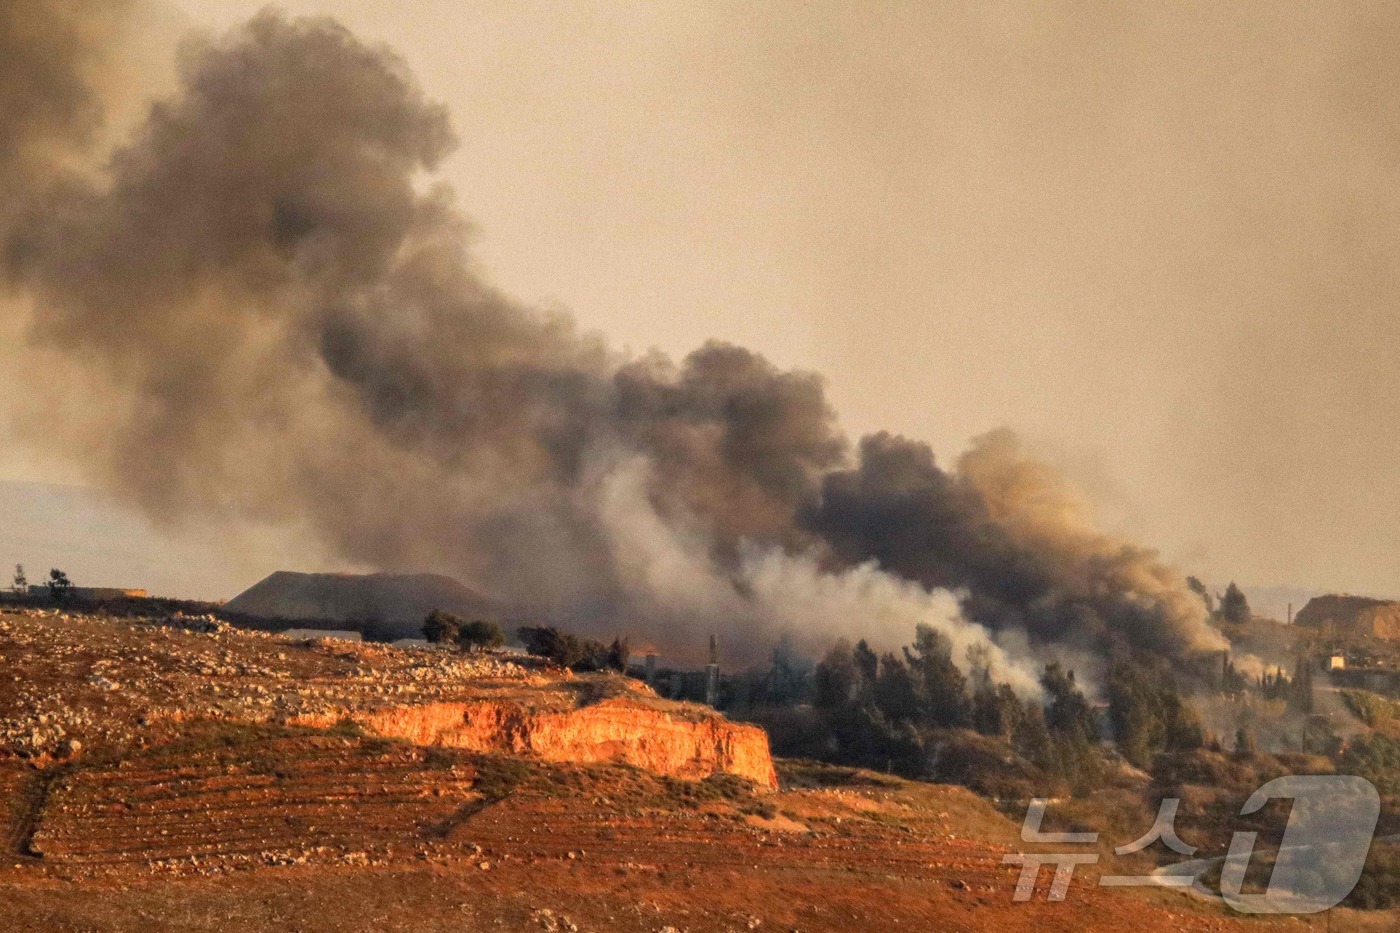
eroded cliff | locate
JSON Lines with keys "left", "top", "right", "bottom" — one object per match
{"left": 0, "top": 610, "right": 777, "bottom": 788}
{"left": 293, "top": 697, "right": 777, "bottom": 788}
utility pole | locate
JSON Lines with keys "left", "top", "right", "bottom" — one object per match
{"left": 705, "top": 634, "right": 719, "bottom": 707}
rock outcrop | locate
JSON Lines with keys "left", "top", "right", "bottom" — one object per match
{"left": 294, "top": 698, "right": 777, "bottom": 789}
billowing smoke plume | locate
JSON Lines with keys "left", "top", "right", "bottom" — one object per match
{"left": 0, "top": 4, "right": 1222, "bottom": 671}
{"left": 806, "top": 430, "right": 1226, "bottom": 658}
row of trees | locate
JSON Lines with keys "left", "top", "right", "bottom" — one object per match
{"left": 797, "top": 625, "right": 1111, "bottom": 787}
{"left": 755, "top": 623, "right": 1223, "bottom": 787}
{"left": 422, "top": 610, "right": 504, "bottom": 651}
{"left": 9, "top": 565, "right": 72, "bottom": 600}
{"left": 419, "top": 613, "right": 631, "bottom": 674}
{"left": 1104, "top": 659, "right": 1206, "bottom": 768}
{"left": 517, "top": 626, "right": 630, "bottom": 673}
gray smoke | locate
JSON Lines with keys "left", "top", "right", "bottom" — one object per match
{"left": 0, "top": 4, "right": 1222, "bottom": 665}
{"left": 805, "top": 430, "right": 1225, "bottom": 658}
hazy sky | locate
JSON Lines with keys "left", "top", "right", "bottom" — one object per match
{"left": 5, "top": 1, "right": 1400, "bottom": 600}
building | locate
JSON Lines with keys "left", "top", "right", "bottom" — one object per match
{"left": 30, "top": 586, "right": 147, "bottom": 601}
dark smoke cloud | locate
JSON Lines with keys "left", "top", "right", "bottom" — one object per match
{"left": 806, "top": 430, "right": 1225, "bottom": 658}
{"left": 0, "top": 3, "right": 1221, "bottom": 664}
{"left": 0, "top": 0, "right": 128, "bottom": 270}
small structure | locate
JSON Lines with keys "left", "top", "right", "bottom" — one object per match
{"left": 1327, "top": 655, "right": 1347, "bottom": 672}
{"left": 32, "top": 586, "right": 147, "bottom": 600}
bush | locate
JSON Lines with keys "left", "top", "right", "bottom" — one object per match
{"left": 1340, "top": 734, "right": 1400, "bottom": 796}
{"left": 458, "top": 619, "right": 505, "bottom": 651}
{"left": 1346, "top": 847, "right": 1400, "bottom": 910}
{"left": 1341, "top": 689, "right": 1396, "bottom": 729}
{"left": 423, "top": 609, "right": 463, "bottom": 644}
{"left": 517, "top": 625, "right": 609, "bottom": 670}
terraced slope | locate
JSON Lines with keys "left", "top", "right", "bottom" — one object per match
{"left": 30, "top": 728, "right": 479, "bottom": 871}
{"left": 0, "top": 609, "right": 1336, "bottom": 931}
{"left": 0, "top": 609, "right": 774, "bottom": 786}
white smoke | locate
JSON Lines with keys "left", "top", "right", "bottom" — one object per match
{"left": 594, "top": 453, "right": 1042, "bottom": 693}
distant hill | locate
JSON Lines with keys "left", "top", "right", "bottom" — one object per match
{"left": 1294, "top": 594, "right": 1400, "bottom": 640}
{"left": 224, "top": 571, "right": 506, "bottom": 641}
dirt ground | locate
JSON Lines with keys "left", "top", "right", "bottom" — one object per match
{"left": 0, "top": 609, "right": 1384, "bottom": 931}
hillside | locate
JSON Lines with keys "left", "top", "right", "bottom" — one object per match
{"left": 0, "top": 608, "right": 1310, "bottom": 932}
{"left": 224, "top": 571, "right": 506, "bottom": 640}
{"left": 1295, "top": 595, "right": 1400, "bottom": 640}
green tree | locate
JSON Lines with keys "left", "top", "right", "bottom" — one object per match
{"left": 1011, "top": 699, "right": 1051, "bottom": 761}
{"left": 1106, "top": 659, "right": 1206, "bottom": 768}
{"left": 813, "top": 639, "right": 859, "bottom": 709}
{"left": 852, "top": 639, "right": 879, "bottom": 684}
{"left": 47, "top": 569, "right": 73, "bottom": 603}
{"left": 872, "top": 653, "right": 922, "bottom": 723}
{"left": 422, "top": 609, "right": 462, "bottom": 645}
{"left": 12, "top": 564, "right": 26, "bottom": 594}
{"left": 458, "top": 619, "right": 505, "bottom": 652}
{"left": 1161, "top": 692, "right": 1205, "bottom": 751}
{"left": 765, "top": 635, "right": 809, "bottom": 705}
{"left": 605, "top": 636, "right": 630, "bottom": 672}
{"left": 1290, "top": 654, "right": 1315, "bottom": 714}
{"left": 1106, "top": 661, "right": 1164, "bottom": 767}
{"left": 517, "top": 625, "right": 607, "bottom": 670}
{"left": 1041, "top": 663, "right": 1097, "bottom": 743}
{"left": 972, "top": 680, "right": 1024, "bottom": 738}
{"left": 1219, "top": 582, "right": 1251, "bottom": 625}
{"left": 902, "top": 624, "right": 969, "bottom": 727}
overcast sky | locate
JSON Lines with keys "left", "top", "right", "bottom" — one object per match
{"left": 5, "top": 1, "right": 1400, "bottom": 601}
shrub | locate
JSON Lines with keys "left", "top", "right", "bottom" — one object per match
{"left": 458, "top": 619, "right": 505, "bottom": 651}
{"left": 517, "top": 625, "right": 608, "bottom": 670}
{"left": 1340, "top": 734, "right": 1400, "bottom": 796}
{"left": 423, "top": 609, "right": 462, "bottom": 644}
{"left": 1341, "top": 689, "right": 1396, "bottom": 729}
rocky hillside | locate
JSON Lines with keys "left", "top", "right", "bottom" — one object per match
{"left": 0, "top": 608, "right": 772, "bottom": 786}
{"left": 0, "top": 609, "right": 1324, "bottom": 932}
